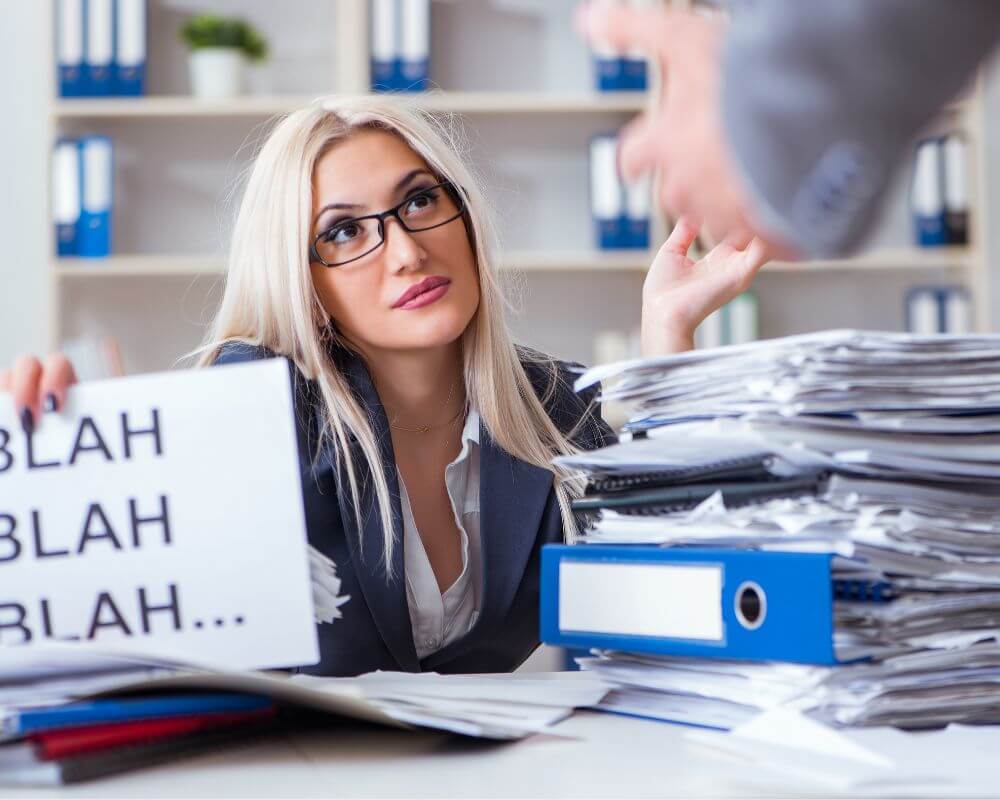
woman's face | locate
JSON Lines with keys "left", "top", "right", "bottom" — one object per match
{"left": 309, "top": 129, "right": 480, "bottom": 355}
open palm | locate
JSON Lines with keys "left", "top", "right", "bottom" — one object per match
{"left": 641, "top": 217, "right": 769, "bottom": 355}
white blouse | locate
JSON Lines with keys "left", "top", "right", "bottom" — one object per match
{"left": 397, "top": 408, "right": 482, "bottom": 660}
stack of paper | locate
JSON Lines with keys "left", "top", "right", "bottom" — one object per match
{"left": 0, "top": 644, "right": 608, "bottom": 784}
{"left": 558, "top": 330, "right": 1000, "bottom": 729}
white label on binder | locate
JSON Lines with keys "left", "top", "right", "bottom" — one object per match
{"left": 52, "top": 142, "right": 81, "bottom": 225}
{"left": 943, "top": 135, "right": 968, "bottom": 212}
{"left": 908, "top": 290, "right": 940, "bottom": 335}
{"left": 945, "top": 291, "right": 971, "bottom": 334}
{"left": 401, "top": 0, "right": 431, "bottom": 61}
{"left": 371, "top": 0, "right": 397, "bottom": 61}
{"left": 86, "top": 0, "right": 114, "bottom": 66}
{"left": 559, "top": 561, "right": 724, "bottom": 640}
{"left": 0, "top": 360, "right": 318, "bottom": 670}
{"left": 81, "top": 138, "right": 113, "bottom": 213}
{"left": 590, "top": 136, "right": 622, "bottom": 219}
{"left": 116, "top": 0, "right": 147, "bottom": 67}
{"left": 57, "top": 0, "right": 84, "bottom": 66}
{"left": 912, "top": 140, "right": 943, "bottom": 216}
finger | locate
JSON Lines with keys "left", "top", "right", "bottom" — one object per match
{"left": 727, "top": 236, "right": 770, "bottom": 292}
{"left": 722, "top": 228, "right": 754, "bottom": 251}
{"left": 575, "top": 2, "right": 679, "bottom": 56}
{"left": 741, "top": 236, "right": 771, "bottom": 274}
{"left": 662, "top": 216, "right": 700, "bottom": 258}
{"left": 39, "top": 353, "right": 78, "bottom": 414}
{"left": 617, "top": 115, "right": 659, "bottom": 182}
{"left": 0, "top": 369, "right": 11, "bottom": 393}
{"left": 11, "top": 356, "right": 43, "bottom": 433}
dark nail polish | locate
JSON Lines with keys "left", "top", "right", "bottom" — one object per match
{"left": 19, "top": 407, "right": 34, "bottom": 436}
{"left": 44, "top": 393, "right": 58, "bottom": 413}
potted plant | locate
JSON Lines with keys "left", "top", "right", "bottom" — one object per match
{"left": 180, "top": 14, "right": 268, "bottom": 99}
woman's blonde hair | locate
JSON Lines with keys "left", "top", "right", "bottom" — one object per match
{"left": 194, "top": 95, "right": 590, "bottom": 577}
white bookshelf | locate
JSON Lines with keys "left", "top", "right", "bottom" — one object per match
{"left": 44, "top": 0, "right": 992, "bottom": 373}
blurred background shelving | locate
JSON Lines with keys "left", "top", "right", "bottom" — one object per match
{"left": 8, "top": 0, "right": 994, "bottom": 377}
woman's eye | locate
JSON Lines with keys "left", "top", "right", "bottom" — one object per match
{"left": 325, "top": 222, "right": 360, "bottom": 244}
{"left": 404, "top": 189, "right": 438, "bottom": 215}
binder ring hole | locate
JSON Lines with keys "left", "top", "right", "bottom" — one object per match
{"left": 735, "top": 581, "right": 766, "bottom": 630}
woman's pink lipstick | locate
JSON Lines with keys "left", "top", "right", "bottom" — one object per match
{"left": 392, "top": 276, "right": 451, "bottom": 310}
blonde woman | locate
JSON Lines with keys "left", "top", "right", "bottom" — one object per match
{"left": 2, "top": 97, "right": 766, "bottom": 676}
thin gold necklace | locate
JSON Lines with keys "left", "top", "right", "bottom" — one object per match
{"left": 388, "top": 380, "right": 465, "bottom": 434}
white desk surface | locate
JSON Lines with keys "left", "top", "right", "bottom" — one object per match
{"left": 3, "top": 710, "right": 1000, "bottom": 798}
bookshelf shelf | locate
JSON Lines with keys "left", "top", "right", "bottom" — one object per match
{"left": 53, "top": 91, "right": 650, "bottom": 120}
{"left": 765, "top": 247, "right": 974, "bottom": 273}
{"left": 55, "top": 250, "right": 656, "bottom": 278}
{"left": 54, "top": 246, "right": 974, "bottom": 279}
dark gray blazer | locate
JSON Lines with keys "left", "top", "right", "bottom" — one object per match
{"left": 723, "top": 0, "right": 1000, "bottom": 257}
{"left": 213, "top": 341, "right": 615, "bottom": 676}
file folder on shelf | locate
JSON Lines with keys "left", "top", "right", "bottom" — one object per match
{"left": 590, "top": 134, "right": 624, "bottom": 249}
{"left": 84, "top": 0, "right": 115, "bottom": 96}
{"left": 52, "top": 140, "right": 81, "bottom": 256}
{"left": 911, "top": 138, "right": 947, "bottom": 246}
{"left": 905, "top": 286, "right": 972, "bottom": 334}
{"left": 591, "top": 0, "right": 625, "bottom": 90}
{"left": 114, "top": 0, "right": 147, "bottom": 96}
{"left": 56, "top": 0, "right": 86, "bottom": 97}
{"left": 371, "top": 0, "right": 398, "bottom": 91}
{"left": 399, "top": 0, "right": 430, "bottom": 92}
{"left": 77, "top": 136, "right": 113, "bottom": 258}
{"left": 942, "top": 133, "right": 969, "bottom": 245}
{"left": 541, "top": 544, "right": 854, "bottom": 666}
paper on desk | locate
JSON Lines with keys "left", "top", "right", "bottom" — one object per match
{"left": 683, "top": 709, "right": 916, "bottom": 793}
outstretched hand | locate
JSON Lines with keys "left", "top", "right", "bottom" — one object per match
{"left": 640, "top": 217, "right": 768, "bottom": 356}
{"left": 575, "top": 1, "right": 797, "bottom": 258}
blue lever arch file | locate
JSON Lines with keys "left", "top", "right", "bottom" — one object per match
{"left": 398, "top": 0, "right": 430, "bottom": 92}
{"left": 56, "top": 0, "right": 86, "bottom": 97}
{"left": 371, "top": 0, "right": 398, "bottom": 91}
{"left": 78, "top": 135, "right": 114, "bottom": 258}
{"left": 52, "top": 139, "right": 82, "bottom": 256}
{"left": 540, "top": 544, "right": 846, "bottom": 665}
{"left": 84, "top": 0, "right": 115, "bottom": 96}
{"left": 114, "top": 0, "right": 147, "bottom": 96}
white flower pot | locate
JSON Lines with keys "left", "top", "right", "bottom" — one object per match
{"left": 188, "top": 47, "right": 246, "bottom": 99}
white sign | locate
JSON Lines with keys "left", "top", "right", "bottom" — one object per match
{"left": 0, "top": 359, "right": 319, "bottom": 670}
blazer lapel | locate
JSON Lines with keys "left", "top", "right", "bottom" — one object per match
{"left": 477, "top": 422, "right": 555, "bottom": 632}
{"left": 324, "top": 347, "right": 420, "bottom": 672}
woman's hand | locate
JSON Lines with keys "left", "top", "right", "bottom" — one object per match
{"left": 640, "top": 217, "right": 769, "bottom": 356}
{"left": 0, "top": 354, "right": 78, "bottom": 434}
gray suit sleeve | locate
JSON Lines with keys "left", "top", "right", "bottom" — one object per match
{"left": 721, "top": 0, "right": 1000, "bottom": 257}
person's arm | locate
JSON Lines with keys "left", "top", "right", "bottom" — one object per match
{"left": 723, "top": 0, "right": 1000, "bottom": 257}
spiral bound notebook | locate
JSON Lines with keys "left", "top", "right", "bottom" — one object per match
{"left": 572, "top": 474, "right": 827, "bottom": 517}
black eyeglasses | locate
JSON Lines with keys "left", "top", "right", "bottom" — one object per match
{"left": 310, "top": 181, "right": 467, "bottom": 267}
